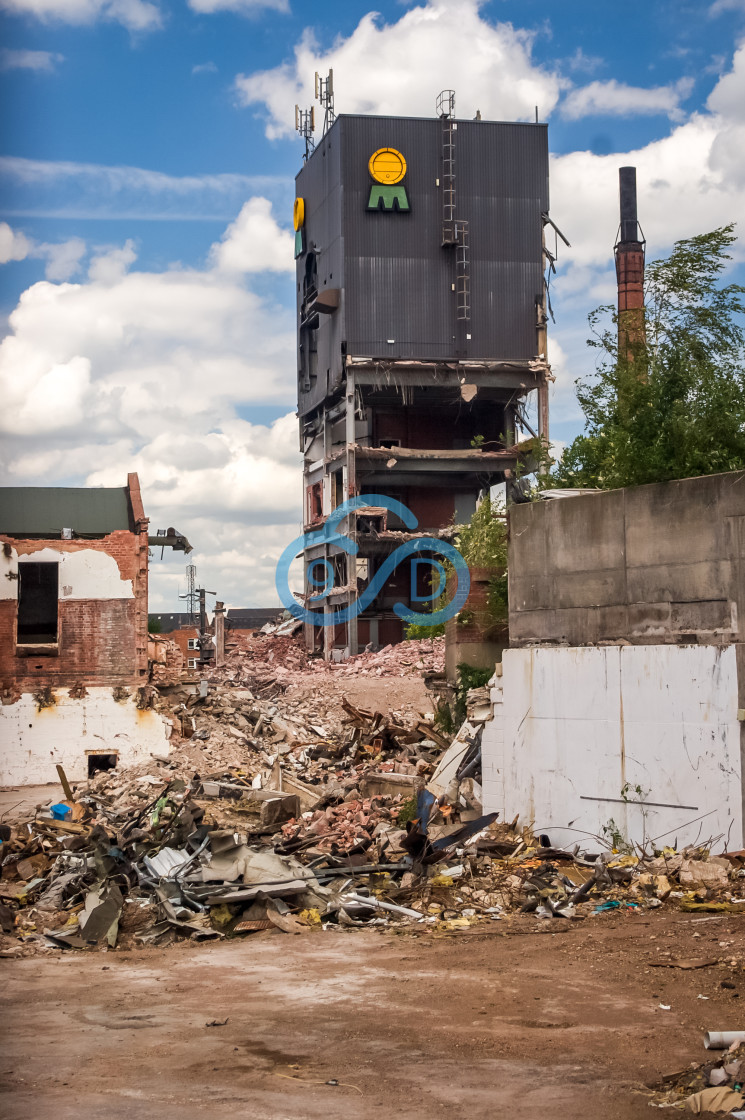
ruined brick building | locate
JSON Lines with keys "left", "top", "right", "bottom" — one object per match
{"left": 0, "top": 474, "right": 188, "bottom": 785}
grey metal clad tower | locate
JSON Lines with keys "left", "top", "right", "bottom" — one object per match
{"left": 295, "top": 101, "right": 554, "bottom": 659}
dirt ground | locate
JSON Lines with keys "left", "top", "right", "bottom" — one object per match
{"left": 3, "top": 907, "right": 744, "bottom": 1120}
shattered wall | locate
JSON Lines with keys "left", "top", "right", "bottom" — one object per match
{"left": 482, "top": 644, "right": 743, "bottom": 851}
{"left": 0, "top": 535, "right": 147, "bottom": 691}
{"left": 0, "top": 478, "right": 169, "bottom": 784}
{"left": 0, "top": 687, "right": 171, "bottom": 785}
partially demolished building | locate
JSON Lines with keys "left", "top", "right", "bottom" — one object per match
{"left": 0, "top": 474, "right": 188, "bottom": 785}
{"left": 295, "top": 94, "right": 555, "bottom": 657}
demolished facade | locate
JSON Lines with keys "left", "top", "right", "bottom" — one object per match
{"left": 0, "top": 474, "right": 182, "bottom": 785}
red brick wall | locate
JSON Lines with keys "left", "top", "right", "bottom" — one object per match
{"left": 0, "top": 529, "right": 147, "bottom": 691}
{"left": 169, "top": 628, "right": 200, "bottom": 662}
{"left": 0, "top": 598, "right": 139, "bottom": 691}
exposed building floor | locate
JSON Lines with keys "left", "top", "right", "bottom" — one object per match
{"left": 3, "top": 909, "right": 743, "bottom": 1120}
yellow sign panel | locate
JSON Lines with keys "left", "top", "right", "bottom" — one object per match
{"left": 368, "top": 148, "right": 407, "bottom": 185}
{"left": 293, "top": 197, "right": 305, "bottom": 231}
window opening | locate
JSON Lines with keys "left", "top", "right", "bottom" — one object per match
{"left": 17, "top": 562, "right": 58, "bottom": 645}
{"left": 87, "top": 753, "right": 118, "bottom": 777}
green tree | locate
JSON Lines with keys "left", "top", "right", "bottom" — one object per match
{"left": 148, "top": 615, "right": 162, "bottom": 634}
{"left": 545, "top": 225, "right": 745, "bottom": 490}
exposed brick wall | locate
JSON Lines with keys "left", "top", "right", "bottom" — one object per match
{"left": 169, "top": 628, "right": 199, "bottom": 662}
{"left": 5, "top": 532, "right": 139, "bottom": 581}
{"left": 0, "top": 598, "right": 140, "bottom": 691}
{"left": 0, "top": 525, "right": 147, "bottom": 691}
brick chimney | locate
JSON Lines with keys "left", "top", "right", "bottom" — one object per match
{"left": 615, "top": 166, "right": 646, "bottom": 359}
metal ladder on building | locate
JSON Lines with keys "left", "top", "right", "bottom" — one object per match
{"left": 454, "top": 219, "right": 470, "bottom": 322}
{"left": 439, "top": 90, "right": 457, "bottom": 246}
{"left": 438, "top": 90, "right": 470, "bottom": 322}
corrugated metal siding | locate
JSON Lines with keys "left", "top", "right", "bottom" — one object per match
{"left": 295, "top": 115, "right": 549, "bottom": 411}
{"left": 341, "top": 116, "right": 548, "bottom": 361}
{"left": 296, "top": 125, "right": 344, "bottom": 416}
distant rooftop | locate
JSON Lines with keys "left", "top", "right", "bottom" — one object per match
{"left": 227, "top": 608, "right": 282, "bottom": 629}
{"left": 149, "top": 612, "right": 197, "bottom": 634}
{"left": 0, "top": 486, "right": 134, "bottom": 538}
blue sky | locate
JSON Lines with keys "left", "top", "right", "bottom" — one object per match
{"left": 1, "top": 0, "right": 744, "bottom": 608}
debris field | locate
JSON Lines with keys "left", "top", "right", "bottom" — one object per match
{"left": 3, "top": 633, "right": 745, "bottom": 1117}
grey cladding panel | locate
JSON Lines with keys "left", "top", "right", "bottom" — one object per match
{"left": 0, "top": 487, "right": 133, "bottom": 536}
{"left": 340, "top": 115, "right": 548, "bottom": 361}
{"left": 296, "top": 114, "right": 549, "bottom": 411}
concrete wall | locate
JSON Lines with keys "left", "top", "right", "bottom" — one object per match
{"left": 0, "top": 688, "right": 171, "bottom": 786}
{"left": 509, "top": 471, "right": 745, "bottom": 646}
{"left": 482, "top": 644, "right": 743, "bottom": 851}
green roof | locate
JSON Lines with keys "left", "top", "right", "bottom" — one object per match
{"left": 0, "top": 487, "right": 133, "bottom": 537}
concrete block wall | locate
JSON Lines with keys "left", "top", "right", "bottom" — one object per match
{"left": 508, "top": 471, "right": 745, "bottom": 647}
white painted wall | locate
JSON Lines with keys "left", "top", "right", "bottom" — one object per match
{"left": 0, "top": 689, "right": 171, "bottom": 786}
{"left": 482, "top": 645, "right": 742, "bottom": 851}
{"left": 0, "top": 545, "right": 133, "bottom": 600}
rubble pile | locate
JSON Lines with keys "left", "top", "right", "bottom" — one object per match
{"left": 3, "top": 633, "right": 745, "bottom": 957}
{"left": 223, "top": 632, "right": 445, "bottom": 681}
{"left": 309, "top": 636, "right": 445, "bottom": 678}
{"left": 649, "top": 1041, "right": 745, "bottom": 1112}
{"left": 3, "top": 747, "right": 745, "bottom": 956}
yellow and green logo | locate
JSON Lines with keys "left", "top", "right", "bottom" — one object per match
{"left": 293, "top": 196, "right": 305, "bottom": 258}
{"left": 367, "top": 148, "right": 410, "bottom": 212}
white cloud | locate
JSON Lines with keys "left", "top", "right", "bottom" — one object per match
{"left": 0, "top": 202, "right": 294, "bottom": 443}
{"left": 87, "top": 239, "right": 138, "bottom": 284}
{"left": 235, "top": 0, "right": 566, "bottom": 140}
{"left": 565, "top": 47, "right": 604, "bottom": 75}
{"left": 187, "top": 0, "right": 287, "bottom": 13}
{"left": 209, "top": 197, "right": 294, "bottom": 273}
{"left": 0, "top": 221, "right": 32, "bottom": 263}
{"left": 0, "top": 155, "right": 288, "bottom": 220}
{"left": 191, "top": 60, "right": 217, "bottom": 75}
{"left": 0, "top": 48, "right": 64, "bottom": 70}
{"left": 0, "top": 220, "right": 87, "bottom": 279}
{"left": 43, "top": 237, "right": 86, "bottom": 281}
{"left": 560, "top": 77, "right": 695, "bottom": 121}
{"left": 552, "top": 99, "right": 745, "bottom": 279}
{"left": 710, "top": 0, "right": 745, "bottom": 15}
{"left": 0, "top": 198, "right": 299, "bottom": 608}
{"left": 0, "top": 0, "right": 162, "bottom": 29}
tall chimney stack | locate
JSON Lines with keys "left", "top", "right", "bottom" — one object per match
{"left": 615, "top": 166, "right": 646, "bottom": 358}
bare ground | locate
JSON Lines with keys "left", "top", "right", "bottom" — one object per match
{"left": 3, "top": 908, "right": 744, "bottom": 1119}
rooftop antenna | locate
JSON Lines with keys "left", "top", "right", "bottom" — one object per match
{"left": 179, "top": 562, "right": 199, "bottom": 627}
{"left": 315, "top": 69, "right": 335, "bottom": 135}
{"left": 294, "top": 103, "right": 316, "bottom": 161}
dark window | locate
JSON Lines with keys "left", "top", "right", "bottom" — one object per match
{"left": 88, "top": 753, "right": 117, "bottom": 777}
{"left": 17, "top": 562, "right": 59, "bottom": 645}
